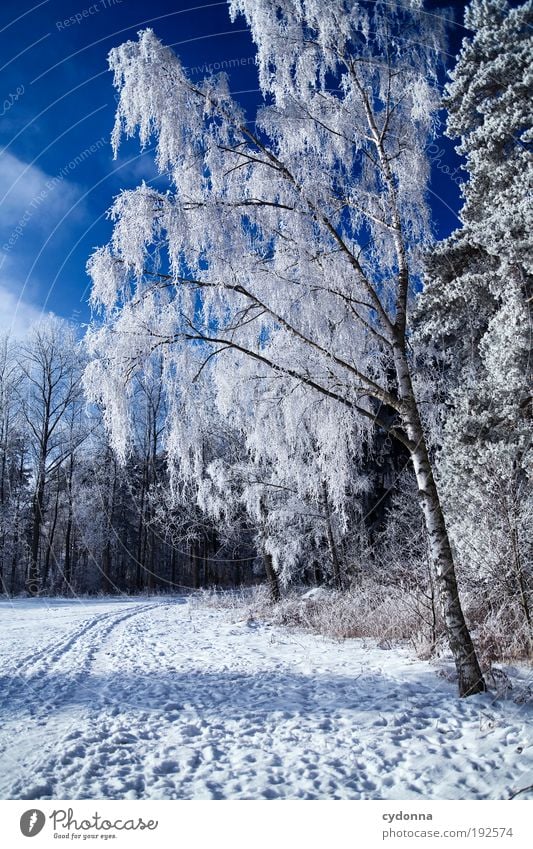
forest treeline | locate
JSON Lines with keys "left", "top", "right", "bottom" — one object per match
{"left": 0, "top": 321, "right": 263, "bottom": 595}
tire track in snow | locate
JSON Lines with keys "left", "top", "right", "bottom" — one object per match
{"left": 6, "top": 600, "right": 203, "bottom": 800}
{"left": 1, "top": 601, "right": 172, "bottom": 716}
{"left": 0, "top": 606, "right": 133, "bottom": 707}
{"left": 2, "top": 600, "right": 184, "bottom": 799}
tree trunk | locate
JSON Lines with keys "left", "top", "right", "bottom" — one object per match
{"left": 392, "top": 341, "right": 485, "bottom": 696}
{"left": 191, "top": 541, "right": 200, "bottom": 589}
{"left": 28, "top": 474, "right": 45, "bottom": 595}
{"left": 103, "top": 455, "right": 117, "bottom": 593}
{"left": 146, "top": 528, "right": 154, "bottom": 590}
{"left": 202, "top": 534, "right": 209, "bottom": 587}
{"left": 43, "top": 481, "right": 60, "bottom": 590}
{"left": 425, "top": 537, "right": 438, "bottom": 655}
{"left": 102, "top": 540, "right": 112, "bottom": 592}
{"left": 136, "top": 462, "right": 147, "bottom": 591}
{"left": 234, "top": 552, "right": 241, "bottom": 587}
{"left": 403, "top": 401, "right": 485, "bottom": 694}
{"left": 63, "top": 452, "right": 76, "bottom": 593}
{"left": 410, "top": 436, "right": 485, "bottom": 695}
{"left": 321, "top": 480, "right": 343, "bottom": 589}
{"left": 10, "top": 537, "right": 18, "bottom": 594}
{"left": 263, "top": 551, "right": 281, "bottom": 603}
{"left": 170, "top": 547, "right": 177, "bottom": 589}
{"left": 64, "top": 510, "right": 73, "bottom": 590}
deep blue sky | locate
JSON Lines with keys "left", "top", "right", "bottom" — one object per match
{"left": 0, "top": 0, "right": 471, "bottom": 335}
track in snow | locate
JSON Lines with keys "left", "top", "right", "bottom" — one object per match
{"left": 0, "top": 596, "right": 532, "bottom": 800}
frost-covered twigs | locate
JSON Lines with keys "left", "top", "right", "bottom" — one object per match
{"left": 83, "top": 0, "right": 533, "bottom": 696}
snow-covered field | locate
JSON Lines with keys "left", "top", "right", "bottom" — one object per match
{"left": 0, "top": 595, "right": 531, "bottom": 800}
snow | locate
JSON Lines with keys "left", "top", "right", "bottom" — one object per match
{"left": 0, "top": 595, "right": 531, "bottom": 800}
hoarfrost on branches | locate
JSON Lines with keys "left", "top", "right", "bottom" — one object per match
{"left": 85, "top": 0, "right": 489, "bottom": 695}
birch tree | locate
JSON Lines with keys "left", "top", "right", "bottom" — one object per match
{"left": 85, "top": 0, "right": 486, "bottom": 694}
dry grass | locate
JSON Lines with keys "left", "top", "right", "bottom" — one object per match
{"left": 193, "top": 581, "right": 533, "bottom": 669}
{"left": 194, "top": 581, "right": 443, "bottom": 652}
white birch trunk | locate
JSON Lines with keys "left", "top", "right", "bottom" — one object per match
{"left": 394, "top": 342, "right": 486, "bottom": 696}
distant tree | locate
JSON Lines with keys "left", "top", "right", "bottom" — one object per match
{"left": 0, "top": 335, "right": 29, "bottom": 593}
{"left": 18, "top": 318, "right": 86, "bottom": 595}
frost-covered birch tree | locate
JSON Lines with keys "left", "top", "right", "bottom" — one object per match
{"left": 85, "top": 0, "right": 486, "bottom": 694}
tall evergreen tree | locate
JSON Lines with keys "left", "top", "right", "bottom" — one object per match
{"left": 417, "top": 0, "right": 532, "bottom": 640}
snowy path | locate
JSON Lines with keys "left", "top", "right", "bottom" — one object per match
{"left": 0, "top": 596, "right": 531, "bottom": 800}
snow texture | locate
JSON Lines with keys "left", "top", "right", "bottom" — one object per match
{"left": 0, "top": 596, "right": 531, "bottom": 800}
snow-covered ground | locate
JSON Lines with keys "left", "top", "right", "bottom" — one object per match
{"left": 0, "top": 595, "right": 531, "bottom": 800}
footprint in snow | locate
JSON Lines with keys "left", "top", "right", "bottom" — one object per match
{"left": 152, "top": 759, "right": 180, "bottom": 776}
{"left": 163, "top": 702, "right": 182, "bottom": 712}
{"left": 111, "top": 732, "right": 137, "bottom": 745}
{"left": 181, "top": 724, "right": 202, "bottom": 738}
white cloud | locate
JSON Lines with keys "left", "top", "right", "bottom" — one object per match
{"left": 0, "top": 282, "right": 49, "bottom": 339}
{"left": 0, "top": 153, "right": 88, "bottom": 335}
{"left": 0, "top": 151, "right": 81, "bottom": 232}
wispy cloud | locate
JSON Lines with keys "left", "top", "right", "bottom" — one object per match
{"left": 0, "top": 281, "right": 49, "bottom": 338}
{"left": 0, "top": 150, "right": 81, "bottom": 230}
{"left": 0, "top": 150, "right": 96, "bottom": 328}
